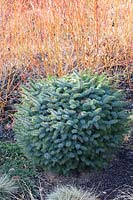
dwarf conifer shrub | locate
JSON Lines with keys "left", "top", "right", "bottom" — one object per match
{"left": 14, "top": 71, "right": 129, "bottom": 175}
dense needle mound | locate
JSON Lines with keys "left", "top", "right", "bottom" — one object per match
{"left": 14, "top": 71, "right": 129, "bottom": 175}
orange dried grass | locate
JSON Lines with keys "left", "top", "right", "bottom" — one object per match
{"left": 0, "top": 0, "right": 133, "bottom": 78}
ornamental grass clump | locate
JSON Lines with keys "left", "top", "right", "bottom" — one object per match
{"left": 14, "top": 71, "right": 129, "bottom": 175}
{"left": 46, "top": 186, "right": 98, "bottom": 200}
{"left": 0, "top": 174, "right": 18, "bottom": 200}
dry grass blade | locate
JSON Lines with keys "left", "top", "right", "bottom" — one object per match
{"left": 113, "top": 186, "right": 133, "bottom": 200}
{"left": 0, "top": 0, "right": 132, "bottom": 79}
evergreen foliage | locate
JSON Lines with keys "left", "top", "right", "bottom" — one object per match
{"left": 14, "top": 71, "right": 129, "bottom": 175}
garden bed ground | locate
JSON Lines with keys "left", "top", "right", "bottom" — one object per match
{"left": 35, "top": 135, "right": 133, "bottom": 200}
{"left": 0, "top": 133, "right": 132, "bottom": 200}
{"left": 0, "top": 68, "right": 132, "bottom": 199}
